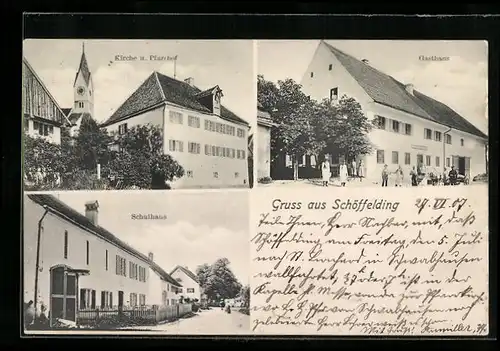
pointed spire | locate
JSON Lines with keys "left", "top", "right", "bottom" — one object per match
{"left": 74, "top": 42, "right": 91, "bottom": 86}
{"left": 82, "top": 42, "right": 85, "bottom": 54}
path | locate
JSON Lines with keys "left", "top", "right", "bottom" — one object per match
{"left": 138, "top": 308, "right": 250, "bottom": 334}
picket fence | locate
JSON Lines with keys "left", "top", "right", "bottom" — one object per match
{"left": 77, "top": 303, "right": 192, "bottom": 326}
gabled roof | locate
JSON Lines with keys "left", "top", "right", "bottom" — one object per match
{"left": 26, "top": 194, "right": 177, "bottom": 284}
{"left": 74, "top": 45, "right": 92, "bottom": 86}
{"left": 322, "top": 41, "right": 488, "bottom": 139}
{"left": 22, "top": 57, "right": 72, "bottom": 127}
{"left": 257, "top": 102, "right": 275, "bottom": 127}
{"left": 150, "top": 262, "right": 182, "bottom": 287}
{"left": 67, "top": 112, "right": 92, "bottom": 125}
{"left": 62, "top": 108, "right": 73, "bottom": 117}
{"left": 170, "top": 265, "right": 200, "bottom": 284}
{"left": 101, "top": 72, "right": 248, "bottom": 127}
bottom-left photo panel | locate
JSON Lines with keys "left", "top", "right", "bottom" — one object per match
{"left": 22, "top": 191, "right": 250, "bottom": 335}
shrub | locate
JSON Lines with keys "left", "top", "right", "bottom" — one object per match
{"left": 61, "top": 170, "right": 110, "bottom": 190}
{"left": 258, "top": 176, "right": 273, "bottom": 184}
{"left": 192, "top": 304, "right": 200, "bottom": 313}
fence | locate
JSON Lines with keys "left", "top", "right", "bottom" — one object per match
{"left": 77, "top": 303, "right": 192, "bottom": 326}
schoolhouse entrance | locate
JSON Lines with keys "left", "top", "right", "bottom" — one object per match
{"left": 49, "top": 265, "right": 89, "bottom": 326}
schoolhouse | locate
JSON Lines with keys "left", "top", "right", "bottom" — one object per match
{"left": 100, "top": 72, "right": 250, "bottom": 189}
{"left": 169, "top": 265, "right": 202, "bottom": 302}
{"left": 299, "top": 40, "right": 488, "bottom": 181}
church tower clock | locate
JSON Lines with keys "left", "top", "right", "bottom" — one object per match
{"left": 73, "top": 42, "right": 94, "bottom": 118}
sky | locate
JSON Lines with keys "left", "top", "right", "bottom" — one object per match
{"left": 55, "top": 191, "right": 250, "bottom": 285}
{"left": 23, "top": 39, "right": 255, "bottom": 127}
{"left": 258, "top": 40, "right": 489, "bottom": 135}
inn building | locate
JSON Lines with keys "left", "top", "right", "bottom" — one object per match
{"left": 22, "top": 58, "right": 72, "bottom": 145}
{"left": 23, "top": 194, "right": 181, "bottom": 326}
{"left": 100, "top": 73, "right": 250, "bottom": 189}
{"left": 299, "top": 41, "right": 488, "bottom": 181}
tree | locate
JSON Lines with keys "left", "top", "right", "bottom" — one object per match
{"left": 257, "top": 75, "right": 320, "bottom": 180}
{"left": 240, "top": 285, "right": 250, "bottom": 308}
{"left": 107, "top": 124, "right": 184, "bottom": 189}
{"left": 74, "top": 117, "right": 112, "bottom": 171}
{"left": 199, "top": 258, "right": 242, "bottom": 303}
{"left": 195, "top": 263, "right": 211, "bottom": 288}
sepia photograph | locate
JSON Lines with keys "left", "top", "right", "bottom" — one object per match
{"left": 22, "top": 191, "right": 250, "bottom": 334}
{"left": 257, "top": 40, "right": 488, "bottom": 189}
{"left": 23, "top": 39, "right": 255, "bottom": 191}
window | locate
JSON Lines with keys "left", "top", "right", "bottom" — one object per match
{"left": 446, "top": 157, "right": 451, "bottom": 167}
{"left": 188, "top": 142, "right": 201, "bottom": 154}
{"left": 169, "top": 111, "right": 183, "bottom": 124}
{"left": 392, "top": 151, "right": 399, "bottom": 164}
{"left": 328, "top": 64, "right": 333, "bottom": 70}
{"left": 404, "top": 152, "right": 411, "bottom": 165}
{"left": 116, "top": 255, "right": 126, "bottom": 276}
{"left": 86, "top": 240, "right": 89, "bottom": 265}
{"left": 188, "top": 115, "right": 200, "bottom": 128}
{"left": 235, "top": 172, "right": 239, "bottom": 178}
{"left": 187, "top": 170, "right": 193, "bottom": 178}
{"left": 425, "top": 155, "right": 431, "bottom": 166}
{"left": 434, "top": 131, "right": 442, "bottom": 142}
{"left": 310, "top": 72, "right": 314, "bottom": 78}
{"left": 213, "top": 172, "right": 219, "bottom": 178}
{"left": 78, "top": 102, "right": 84, "bottom": 108}
{"left": 118, "top": 123, "right": 128, "bottom": 135}
{"left": 237, "top": 150, "right": 246, "bottom": 159}
{"left": 129, "top": 262, "right": 138, "bottom": 280}
{"left": 80, "top": 289, "right": 96, "bottom": 310}
{"left": 330, "top": 87, "right": 339, "bottom": 101}
{"left": 129, "top": 293, "right": 137, "bottom": 307}
{"left": 24, "top": 119, "right": 29, "bottom": 131}
{"left": 375, "top": 115, "right": 386, "bottom": 129}
{"left": 435, "top": 156, "right": 440, "bottom": 167}
{"left": 139, "top": 294, "right": 146, "bottom": 306}
{"left": 139, "top": 266, "right": 146, "bottom": 282}
{"left": 376, "top": 150, "right": 385, "bottom": 164}
{"left": 169, "top": 139, "right": 184, "bottom": 152}
{"left": 391, "top": 120, "right": 400, "bottom": 133}
{"left": 445, "top": 134, "right": 452, "bottom": 144}
{"left": 63, "top": 231, "right": 68, "bottom": 259}
{"left": 405, "top": 123, "right": 412, "bottom": 135}
{"left": 105, "top": 250, "right": 108, "bottom": 271}
{"left": 204, "top": 119, "right": 209, "bottom": 130}
{"left": 187, "top": 288, "right": 195, "bottom": 293}
{"left": 461, "top": 138, "right": 464, "bottom": 146}
{"left": 101, "top": 291, "right": 113, "bottom": 310}
{"left": 205, "top": 144, "right": 211, "bottom": 156}
{"left": 424, "top": 128, "right": 432, "bottom": 140}
{"left": 237, "top": 128, "right": 245, "bottom": 138}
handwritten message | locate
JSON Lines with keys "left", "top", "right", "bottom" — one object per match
{"left": 250, "top": 186, "right": 489, "bottom": 335}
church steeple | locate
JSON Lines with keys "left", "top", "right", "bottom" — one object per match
{"left": 72, "top": 41, "right": 94, "bottom": 118}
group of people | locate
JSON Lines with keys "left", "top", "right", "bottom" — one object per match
{"left": 381, "top": 163, "right": 461, "bottom": 187}
{"left": 320, "top": 158, "right": 364, "bottom": 187}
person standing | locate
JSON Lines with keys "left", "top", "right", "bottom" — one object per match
{"left": 410, "top": 166, "right": 418, "bottom": 186}
{"left": 449, "top": 165, "right": 458, "bottom": 185}
{"left": 381, "top": 164, "right": 389, "bottom": 187}
{"left": 339, "top": 160, "right": 348, "bottom": 187}
{"left": 394, "top": 165, "right": 404, "bottom": 187}
{"left": 357, "top": 160, "right": 364, "bottom": 182}
{"left": 321, "top": 158, "right": 331, "bottom": 187}
{"left": 351, "top": 159, "right": 357, "bottom": 178}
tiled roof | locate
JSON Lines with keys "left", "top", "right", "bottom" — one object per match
{"left": 26, "top": 194, "right": 179, "bottom": 286}
{"left": 170, "top": 265, "right": 199, "bottom": 284}
{"left": 67, "top": 112, "right": 92, "bottom": 125}
{"left": 74, "top": 50, "right": 91, "bottom": 86}
{"left": 101, "top": 72, "right": 248, "bottom": 127}
{"left": 62, "top": 108, "right": 72, "bottom": 117}
{"left": 323, "top": 42, "right": 488, "bottom": 139}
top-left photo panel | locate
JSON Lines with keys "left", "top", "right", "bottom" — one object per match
{"left": 23, "top": 39, "right": 256, "bottom": 191}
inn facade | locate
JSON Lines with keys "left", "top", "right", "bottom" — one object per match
{"left": 299, "top": 41, "right": 488, "bottom": 181}
{"left": 23, "top": 194, "right": 181, "bottom": 325}
{"left": 100, "top": 73, "right": 250, "bottom": 189}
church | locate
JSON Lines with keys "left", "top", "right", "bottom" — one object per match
{"left": 65, "top": 43, "right": 95, "bottom": 137}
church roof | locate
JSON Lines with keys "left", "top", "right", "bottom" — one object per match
{"left": 61, "top": 108, "right": 72, "bottom": 117}
{"left": 74, "top": 45, "right": 92, "bottom": 86}
{"left": 101, "top": 72, "right": 248, "bottom": 127}
{"left": 67, "top": 112, "right": 92, "bottom": 125}
{"left": 322, "top": 41, "right": 487, "bottom": 139}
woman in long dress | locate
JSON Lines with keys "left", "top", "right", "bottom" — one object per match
{"left": 357, "top": 160, "right": 364, "bottom": 182}
{"left": 321, "top": 158, "right": 331, "bottom": 187}
{"left": 394, "top": 165, "right": 404, "bottom": 187}
{"left": 339, "top": 160, "right": 348, "bottom": 187}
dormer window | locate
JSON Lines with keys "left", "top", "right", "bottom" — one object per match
{"left": 195, "top": 85, "right": 223, "bottom": 116}
{"left": 213, "top": 89, "right": 223, "bottom": 116}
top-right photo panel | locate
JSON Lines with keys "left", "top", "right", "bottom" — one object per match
{"left": 256, "top": 40, "right": 488, "bottom": 188}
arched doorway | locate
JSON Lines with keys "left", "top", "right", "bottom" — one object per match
{"left": 49, "top": 264, "right": 89, "bottom": 326}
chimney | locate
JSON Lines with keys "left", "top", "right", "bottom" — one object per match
{"left": 184, "top": 77, "right": 194, "bottom": 86}
{"left": 148, "top": 252, "right": 154, "bottom": 261}
{"left": 405, "top": 83, "right": 414, "bottom": 95}
{"left": 84, "top": 201, "right": 99, "bottom": 226}
{"left": 361, "top": 59, "right": 370, "bottom": 65}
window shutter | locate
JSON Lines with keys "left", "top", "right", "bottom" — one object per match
{"left": 110, "top": 292, "right": 113, "bottom": 308}
{"left": 80, "top": 289, "right": 85, "bottom": 309}
{"left": 91, "top": 290, "right": 96, "bottom": 309}
{"left": 101, "top": 291, "right": 105, "bottom": 309}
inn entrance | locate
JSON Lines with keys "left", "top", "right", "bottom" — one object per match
{"left": 452, "top": 155, "right": 471, "bottom": 178}
{"left": 49, "top": 264, "right": 89, "bottom": 326}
